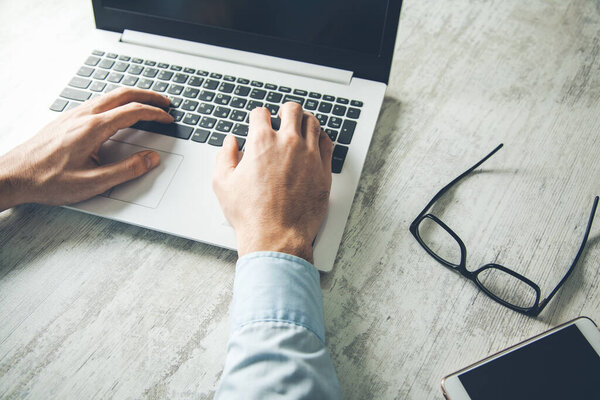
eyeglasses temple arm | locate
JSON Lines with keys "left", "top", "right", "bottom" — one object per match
{"left": 537, "top": 196, "right": 599, "bottom": 312}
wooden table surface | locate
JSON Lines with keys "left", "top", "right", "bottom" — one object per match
{"left": 1, "top": 1, "right": 599, "bottom": 399}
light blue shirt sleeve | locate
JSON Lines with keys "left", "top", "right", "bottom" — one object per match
{"left": 215, "top": 251, "right": 341, "bottom": 400}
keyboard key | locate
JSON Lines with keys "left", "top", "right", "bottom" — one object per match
{"left": 169, "top": 96, "right": 183, "bottom": 108}
{"left": 89, "top": 81, "right": 106, "bottom": 92}
{"left": 266, "top": 91, "right": 283, "bottom": 103}
{"left": 169, "top": 109, "right": 185, "bottom": 122}
{"left": 332, "top": 105, "right": 347, "bottom": 116}
{"left": 208, "top": 132, "right": 226, "bottom": 146}
{"left": 338, "top": 120, "right": 357, "bottom": 144}
{"left": 203, "top": 79, "right": 219, "bottom": 90}
{"left": 199, "top": 116, "right": 217, "bottom": 129}
{"left": 170, "top": 65, "right": 182, "bottom": 71}
{"left": 331, "top": 145, "right": 348, "bottom": 173}
{"left": 197, "top": 103, "right": 214, "bottom": 114}
{"left": 336, "top": 97, "right": 349, "bottom": 104}
{"left": 143, "top": 68, "right": 158, "bottom": 78}
{"left": 231, "top": 97, "right": 247, "bottom": 108}
{"left": 250, "top": 89, "right": 267, "bottom": 100}
{"left": 191, "top": 129, "right": 210, "bottom": 143}
{"left": 107, "top": 72, "right": 124, "bottom": 83}
{"left": 237, "top": 78, "right": 250, "bottom": 84}
{"left": 328, "top": 117, "right": 343, "bottom": 129}
{"left": 183, "top": 113, "right": 200, "bottom": 125}
{"left": 157, "top": 62, "right": 169, "bottom": 69}
{"left": 132, "top": 57, "right": 144, "bottom": 64}
{"left": 188, "top": 76, "right": 204, "bottom": 87}
{"left": 305, "top": 99, "right": 318, "bottom": 111}
{"left": 213, "top": 106, "right": 231, "bottom": 118}
{"left": 316, "top": 114, "right": 328, "bottom": 126}
{"left": 234, "top": 137, "right": 246, "bottom": 150}
{"left": 347, "top": 107, "right": 361, "bottom": 119}
{"left": 270, "top": 117, "right": 281, "bottom": 130}
{"left": 230, "top": 109, "right": 247, "bottom": 121}
{"left": 246, "top": 100, "right": 264, "bottom": 111}
{"left": 93, "top": 69, "right": 109, "bottom": 80}
{"left": 210, "top": 72, "right": 222, "bottom": 79}
{"left": 224, "top": 75, "right": 236, "bottom": 82}
{"left": 144, "top": 60, "right": 157, "bottom": 66}
{"left": 157, "top": 70, "right": 174, "bottom": 81}
{"left": 182, "top": 87, "right": 200, "bottom": 98}
{"left": 232, "top": 123, "right": 248, "bottom": 136}
{"left": 49, "top": 98, "right": 68, "bottom": 112}
{"left": 323, "top": 95, "right": 335, "bottom": 101}
{"left": 173, "top": 73, "right": 189, "bottom": 84}
{"left": 215, "top": 93, "right": 231, "bottom": 105}
{"left": 251, "top": 81, "right": 263, "bottom": 87}
{"left": 60, "top": 87, "right": 91, "bottom": 102}
{"left": 167, "top": 84, "right": 184, "bottom": 95}
{"left": 184, "top": 67, "right": 196, "bottom": 74}
{"left": 128, "top": 65, "right": 144, "bottom": 75}
{"left": 196, "top": 70, "right": 209, "bottom": 76}
{"left": 293, "top": 89, "right": 307, "bottom": 96}
{"left": 198, "top": 90, "right": 215, "bottom": 102}
{"left": 99, "top": 59, "right": 115, "bottom": 69}
{"left": 219, "top": 82, "right": 235, "bottom": 93}
{"left": 113, "top": 62, "right": 129, "bottom": 72}
{"left": 92, "top": 50, "right": 105, "bottom": 56}
{"left": 309, "top": 92, "right": 321, "bottom": 99}
{"left": 132, "top": 121, "right": 193, "bottom": 140}
{"left": 104, "top": 84, "right": 120, "bottom": 93}
{"left": 118, "top": 55, "right": 131, "bottom": 61}
{"left": 77, "top": 66, "right": 94, "bottom": 77}
{"left": 84, "top": 56, "right": 101, "bottom": 66}
{"left": 216, "top": 120, "right": 233, "bottom": 132}
{"left": 65, "top": 101, "right": 82, "bottom": 111}
{"left": 265, "top": 83, "right": 277, "bottom": 90}
{"left": 181, "top": 100, "right": 199, "bottom": 111}
{"left": 106, "top": 53, "right": 118, "bottom": 59}
{"left": 69, "top": 76, "right": 91, "bottom": 89}
{"left": 318, "top": 102, "right": 332, "bottom": 113}
{"left": 283, "top": 95, "right": 304, "bottom": 106}
{"left": 265, "top": 104, "right": 279, "bottom": 115}
{"left": 152, "top": 81, "right": 168, "bottom": 92}
{"left": 137, "top": 78, "right": 153, "bottom": 89}
{"left": 325, "top": 129, "right": 338, "bottom": 141}
{"left": 234, "top": 85, "right": 251, "bottom": 96}
{"left": 122, "top": 75, "right": 138, "bottom": 86}
{"left": 278, "top": 86, "right": 291, "bottom": 93}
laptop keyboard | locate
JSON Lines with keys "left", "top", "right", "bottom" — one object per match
{"left": 49, "top": 50, "right": 365, "bottom": 173}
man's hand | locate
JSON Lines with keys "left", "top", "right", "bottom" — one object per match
{"left": 213, "top": 102, "right": 333, "bottom": 263}
{"left": 0, "top": 88, "right": 173, "bottom": 211}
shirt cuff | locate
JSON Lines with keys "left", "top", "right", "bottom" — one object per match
{"left": 230, "top": 251, "right": 326, "bottom": 344}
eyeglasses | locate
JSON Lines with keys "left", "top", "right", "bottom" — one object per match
{"left": 410, "top": 144, "right": 598, "bottom": 316}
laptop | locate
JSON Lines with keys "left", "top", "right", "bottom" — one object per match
{"left": 42, "top": 0, "right": 403, "bottom": 272}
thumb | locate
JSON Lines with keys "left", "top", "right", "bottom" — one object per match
{"left": 215, "top": 135, "right": 240, "bottom": 176}
{"left": 94, "top": 150, "right": 160, "bottom": 190}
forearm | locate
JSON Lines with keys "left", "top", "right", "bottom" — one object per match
{"left": 0, "top": 152, "right": 29, "bottom": 211}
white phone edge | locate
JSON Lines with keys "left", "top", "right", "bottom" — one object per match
{"left": 441, "top": 316, "right": 600, "bottom": 400}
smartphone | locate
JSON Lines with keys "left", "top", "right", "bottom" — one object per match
{"left": 441, "top": 317, "right": 600, "bottom": 400}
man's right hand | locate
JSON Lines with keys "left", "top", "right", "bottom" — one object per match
{"left": 212, "top": 102, "right": 333, "bottom": 263}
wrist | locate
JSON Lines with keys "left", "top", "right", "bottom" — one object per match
{"left": 236, "top": 228, "right": 314, "bottom": 263}
{"left": 0, "top": 153, "right": 31, "bottom": 211}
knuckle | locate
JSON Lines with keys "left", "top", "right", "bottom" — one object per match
{"left": 283, "top": 101, "right": 302, "bottom": 113}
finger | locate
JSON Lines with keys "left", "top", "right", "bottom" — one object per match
{"left": 319, "top": 129, "right": 334, "bottom": 173}
{"left": 86, "top": 87, "right": 171, "bottom": 114}
{"left": 214, "top": 135, "right": 240, "bottom": 178}
{"left": 278, "top": 102, "right": 304, "bottom": 136}
{"left": 302, "top": 112, "right": 321, "bottom": 150}
{"left": 96, "top": 102, "right": 173, "bottom": 141}
{"left": 91, "top": 150, "right": 160, "bottom": 191}
{"left": 247, "top": 107, "right": 273, "bottom": 151}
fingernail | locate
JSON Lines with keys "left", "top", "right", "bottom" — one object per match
{"left": 144, "top": 151, "right": 160, "bottom": 169}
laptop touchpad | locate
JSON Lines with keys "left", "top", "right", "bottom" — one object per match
{"left": 99, "top": 140, "right": 184, "bottom": 209}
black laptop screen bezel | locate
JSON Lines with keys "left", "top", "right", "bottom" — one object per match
{"left": 91, "top": 0, "right": 403, "bottom": 84}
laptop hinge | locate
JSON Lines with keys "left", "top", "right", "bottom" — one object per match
{"left": 120, "top": 30, "right": 353, "bottom": 85}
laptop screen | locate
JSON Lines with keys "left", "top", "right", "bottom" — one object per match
{"left": 103, "top": 0, "right": 388, "bottom": 56}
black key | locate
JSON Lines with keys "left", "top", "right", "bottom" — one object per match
{"left": 69, "top": 76, "right": 91, "bottom": 89}
{"left": 336, "top": 97, "right": 349, "bottom": 104}
{"left": 173, "top": 73, "right": 189, "bottom": 84}
{"left": 293, "top": 89, "right": 307, "bottom": 96}
{"left": 266, "top": 91, "right": 283, "bottom": 103}
{"left": 246, "top": 100, "right": 263, "bottom": 111}
{"left": 203, "top": 79, "right": 219, "bottom": 90}
{"left": 250, "top": 88, "right": 267, "bottom": 100}
{"left": 318, "top": 102, "right": 333, "bottom": 113}
{"left": 132, "top": 121, "right": 193, "bottom": 140}
{"left": 347, "top": 107, "right": 361, "bottom": 119}
{"left": 309, "top": 92, "right": 321, "bottom": 99}
{"left": 325, "top": 129, "right": 338, "bottom": 142}
{"left": 49, "top": 98, "right": 68, "bottom": 112}
{"left": 169, "top": 109, "right": 185, "bottom": 122}
{"left": 77, "top": 66, "right": 94, "bottom": 77}
{"left": 328, "top": 117, "right": 343, "bottom": 129}
{"left": 332, "top": 105, "right": 347, "bottom": 116}
{"left": 184, "top": 67, "right": 196, "bottom": 74}
{"left": 216, "top": 120, "right": 233, "bottom": 132}
{"left": 144, "top": 60, "right": 157, "bottom": 66}
{"left": 234, "top": 137, "right": 246, "bottom": 150}
{"left": 85, "top": 56, "right": 101, "bottom": 66}
{"left": 183, "top": 87, "right": 200, "bottom": 98}
{"left": 331, "top": 145, "right": 348, "bottom": 173}
{"left": 271, "top": 117, "right": 281, "bottom": 130}
{"left": 338, "top": 120, "right": 356, "bottom": 144}
{"left": 118, "top": 55, "right": 131, "bottom": 61}
{"left": 128, "top": 65, "right": 144, "bottom": 75}
{"left": 237, "top": 78, "right": 250, "bottom": 84}
{"left": 89, "top": 81, "right": 106, "bottom": 92}
{"left": 132, "top": 58, "right": 144, "bottom": 64}
{"left": 265, "top": 83, "right": 277, "bottom": 90}
{"left": 305, "top": 99, "right": 318, "bottom": 111}
{"left": 316, "top": 114, "right": 328, "bottom": 126}
{"left": 234, "top": 85, "right": 251, "bottom": 96}
{"left": 198, "top": 90, "right": 215, "bottom": 102}
{"left": 224, "top": 75, "right": 236, "bottom": 82}
{"left": 265, "top": 104, "right": 279, "bottom": 115}
{"left": 188, "top": 76, "right": 204, "bottom": 87}
{"left": 208, "top": 132, "right": 226, "bottom": 146}
{"left": 215, "top": 93, "right": 231, "bottom": 105}
{"left": 251, "top": 81, "right": 264, "bottom": 88}
{"left": 169, "top": 97, "right": 183, "bottom": 108}
{"left": 170, "top": 65, "right": 182, "bottom": 71}
{"left": 196, "top": 70, "right": 209, "bottom": 76}
{"left": 323, "top": 95, "right": 335, "bottom": 101}
{"left": 137, "top": 78, "right": 153, "bottom": 89}
{"left": 231, "top": 97, "right": 247, "bottom": 108}
{"left": 183, "top": 113, "right": 200, "bottom": 125}
{"left": 210, "top": 72, "right": 222, "bottom": 79}
{"left": 113, "top": 62, "right": 129, "bottom": 72}
{"left": 167, "top": 84, "right": 184, "bottom": 95}
{"left": 199, "top": 117, "right": 217, "bottom": 129}
{"left": 157, "top": 62, "right": 169, "bottom": 69}
{"left": 60, "top": 87, "right": 91, "bottom": 102}
{"left": 99, "top": 59, "right": 115, "bottom": 69}
{"left": 230, "top": 109, "right": 247, "bottom": 121}
{"left": 106, "top": 53, "right": 118, "bottom": 59}
{"left": 232, "top": 123, "right": 248, "bottom": 136}
{"left": 283, "top": 95, "right": 304, "bottom": 106}
{"left": 92, "top": 50, "right": 105, "bottom": 56}
{"left": 213, "top": 106, "right": 231, "bottom": 118}
{"left": 152, "top": 81, "right": 168, "bottom": 92}
{"left": 143, "top": 68, "right": 158, "bottom": 78}
{"left": 157, "top": 70, "right": 174, "bottom": 81}
{"left": 181, "top": 100, "right": 199, "bottom": 111}
{"left": 191, "top": 129, "right": 210, "bottom": 143}
{"left": 93, "top": 69, "right": 109, "bottom": 80}
{"left": 278, "top": 86, "right": 291, "bottom": 93}
{"left": 122, "top": 75, "right": 138, "bottom": 86}
{"left": 219, "top": 82, "right": 235, "bottom": 93}
{"left": 197, "top": 103, "right": 214, "bottom": 114}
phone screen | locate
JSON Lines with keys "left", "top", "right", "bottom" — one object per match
{"left": 458, "top": 325, "right": 600, "bottom": 399}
